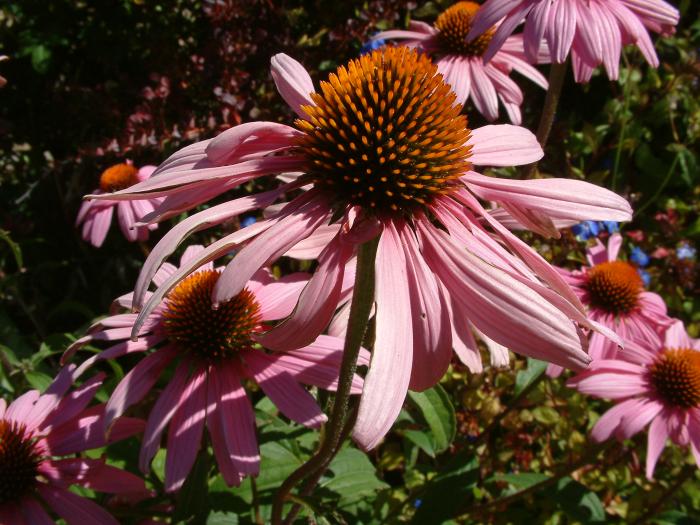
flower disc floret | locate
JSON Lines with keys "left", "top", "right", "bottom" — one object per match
{"left": 163, "top": 269, "right": 262, "bottom": 361}
{"left": 99, "top": 163, "right": 140, "bottom": 192}
{"left": 296, "top": 46, "right": 473, "bottom": 216}
{"left": 435, "top": 2, "right": 494, "bottom": 57}
{"left": 585, "top": 260, "right": 642, "bottom": 315}
{"left": 0, "top": 420, "right": 41, "bottom": 504}
{"left": 650, "top": 348, "right": 700, "bottom": 409}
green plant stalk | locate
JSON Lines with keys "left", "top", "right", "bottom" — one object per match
{"left": 522, "top": 61, "right": 568, "bottom": 179}
{"left": 634, "top": 152, "right": 680, "bottom": 216}
{"left": 270, "top": 236, "right": 379, "bottom": 525}
{"left": 612, "top": 54, "right": 632, "bottom": 191}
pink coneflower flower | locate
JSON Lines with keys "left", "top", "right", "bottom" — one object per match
{"left": 64, "top": 246, "right": 367, "bottom": 491}
{"left": 0, "top": 370, "right": 146, "bottom": 524}
{"left": 568, "top": 320, "right": 700, "bottom": 478}
{"left": 372, "top": 1, "right": 549, "bottom": 124}
{"left": 88, "top": 47, "right": 631, "bottom": 450}
{"left": 549, "top": 233, "right": 672, "bottom": 377}
{"left": 468, "top": 0, "right": 680, "bottom": 82}
{"left": 76, "top": 163, "right": 161, "bottom": 247}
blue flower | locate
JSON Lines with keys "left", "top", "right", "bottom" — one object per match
{"left": 571, "top": 221, "right": 600, "bottom": 240}
{"left": 360, "top": 37, "right": 385, "bottom": 55}
{"left": 240, "top": 215, "right": 257, "bottom": 228}
{"left": 601, "top": 221, "right": 619, "bottom": 233}
{"left": 413, "top": 499, "right": 423, "bottom": 508}
{"left": 638, "top": 269, "right": 651, "bottom": 288}
{"left": 677, "top": 242, "right": 697, "bottom": 260}
{"left": 629, "top": 246, "right": 650, "bottom": 268}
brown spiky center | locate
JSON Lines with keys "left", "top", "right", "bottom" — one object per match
{"left": 163, "top": 270, "right": 262, "bottom": 361}
{"left": 585, "top": 261, "right": 643, "bottom": 315}
{"left": 295, "top": 46, "right": 472, "bottom": 217}
{"left": 0, "top": 420, "right": 41, "bottom": 504}
{"left": 99, "top": 163, "right": 140, "bottom": 192}
{"left": 434, "top": 2, "right": 495, "bottom": 57}
{"left": 649, "top": 348, "right": 700, "bottom": 409}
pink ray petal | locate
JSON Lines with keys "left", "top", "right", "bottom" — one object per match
{"left": 646, "top": 413, "right": 670, "bottom": 479}
{"left": 38, "top": 484, "right": 118, "bottom": 525}
{"left": 467, "top": 125, "right": 542, "bottom": 166}
{"left": 270, "top": 54, "right": 315, "bottom": 118}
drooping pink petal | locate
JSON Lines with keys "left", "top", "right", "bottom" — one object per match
{"left": 646, "top": 413, "right": 670, "bottom": 479}
{"left": 617, "top": 398, "right": 663, "bottom": 438}
{"left": 467, "top": 125, "right": 543, "bottom": 166}
{"left": 399, "top": 222, "right": 452, "bottom": 391}
{"left": 38, "top": 484, "right": 118, "bottom": 525}
{"left": 664, "top": 319, "right": 694, "bottom": 349}
{"left": 212, "top": 190, "right": 331, "bottom": 306}
{"left": 20, "top": 497, "right": 54, "bottom": 525}
{"left": 468, "top": 61, "right": 499, "bottom": 121}
{"left": 353, "top": 221, "right": 413, "bottom": 451}
{"left": 547, "top": 0, "right": 577, "bottom": 62}
{"left": 216, "top": 362, "right": 260, "bottom": 475}
{"left": 165, "top": 367, "right": 207, "bottom": 492}
{"left": 104, "top": 346, "right": 178, "bottom": 431}
{"left": 205, "top": 122, "right": 301, "bottom": 165}
{"left": 243, "top": 351, "right": 326, "bottom": 428}
{"left": 590, "top": 399, "right": 637, "bottom": 441}
{"left": 205, "top": 371, "right": 242, "bottom": 487}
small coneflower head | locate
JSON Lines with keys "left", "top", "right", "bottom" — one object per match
{"left": 0, "top": 372, "right": 147, "bottom": 524}
{"left": 371, "top": 3, "right": 549, "bottom": 123}
{"left": 568, "top": 320, "right": 700, "bottom": 479}
{"left": 63, "top": 246, "right": 368, "bottom": 491}
{"left": 76, "top": 163, "right": 161, "bottom": 248}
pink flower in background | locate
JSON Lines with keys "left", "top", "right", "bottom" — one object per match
{"left": 76, "top": 163, "right": 161, "bottom": 247}
{"left": 468, "top": 0, "right": 679, "bottom": 82}
{"left": 568, "top": 320, "right": 700, "bottom": 478}
{"left": 0, "top": 371, "right": 146, "bottom": 524}
{"left": 88, "top": 47, "right": 632, "bottom": 450}
{"left": 548, "top": 233, "right": 673, "bottom": 376}
{"left": 64, "top": 246, "right": 366, "bottom": 492}
{"left": 372, "top": 1, "right": 549, "bottom": 124}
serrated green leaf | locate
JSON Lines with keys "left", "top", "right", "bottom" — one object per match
{"left": 407, "top": 384, "right": 456, "bottom": 453}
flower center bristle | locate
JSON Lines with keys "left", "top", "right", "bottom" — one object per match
{"left": 99, "top": 163, "right": 140, "bottom": 192}
{"left": 0, "top": 420, "right": 41, "bottom": 504}
{"left": 585, "top": 261, "right": 643, "bottom": 315}
{"left": 296, "top": 46, "right": 472, "bottom": 217}
{"left": 163, "top": 270, "right": 262, "bottom": 361}
{"left": 650, "top": 348, "right": 700, "bottom": 408}
{"left": 435, "top": 2, "right": 495, "bottom": 57}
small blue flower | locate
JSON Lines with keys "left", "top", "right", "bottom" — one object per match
{"left": 360, "top": 37, "right": 385, "bottom": 55}
{"left": 601, "top": 221, "right": 619, "bottom": 233}
{"left": 629, "top": 246, "right": 650, "bottom": 268}
{"left": 413, "top": 499, "right": 423, "bottom": 508}
{"left": 571, "top": 220, "right": 600, "bottom": 240}
{"left": 677, "top": 242, "right": 697, "bottom": 260}
{"left": 240, "top": 215, "right": 257, "bottom": 228}
{"left": 638, "top": 269, "right": 651, "bottom": 288}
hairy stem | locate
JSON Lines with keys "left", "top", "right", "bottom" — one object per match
{"left": 271, "top": 236, "right": 379, "bottom": 525}
{"left": 522, "top": 61, "right": 569, "bottom": 179}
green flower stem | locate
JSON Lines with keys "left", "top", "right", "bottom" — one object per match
{"left": 522, "top": 61, "right": 569, "bottom": 179}
{"left": 271, "top": 235, "right": 379, "bottom": 525}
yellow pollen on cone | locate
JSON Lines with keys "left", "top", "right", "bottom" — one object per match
{"left": 650, "top": 348, "right": 700, "bottom": 409}
{"left": 435, "top": 1, "right": 495, "bottom": 57}
{"left": 99, "top": 163, "right": 140, "bottom": 192}
{"left": 585, "top": 260, "right": 643, "bottom": 315}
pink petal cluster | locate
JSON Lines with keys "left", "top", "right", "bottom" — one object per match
{"left": 469, "top": 0, "right": 680, "bottom": 82}
{"left": 568, "top": 320, "right": 700, "bottom": 478}
{"left": 0, "top": 370, "right": 146, "bottom": 524}
{"left": 87, "top": 49, "right": 632, "bottom": 451}
{"left": 64, "top": 246, "right": 366, "bottom": 491}
{"left": 373, "top": 5, "right": 549, "bottom": 124}
{"left": 548, "top": 233, "right": 673, "bottom": 376}
{"left": 76, "top": 163, "right": 162, "bottom": 247}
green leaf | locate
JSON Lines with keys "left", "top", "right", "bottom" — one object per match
{"left": 24, "top": 370, "right": 53, "bottom": 391}
{"left": 255, "top": 442, "right": 304, "bottom": 492}
{"left": 492, "top": 472, "right": 549, "bottom": 489}
{"left": 206, "top": 511, "right": 240, "bottom": 525}
{"left": 322, "top": 447, "right": 389, "bottom": 506}
{"left": 0, "top": 229, "right": 23, "bottom": 269}
{"left": 514, "top": 358, "right": 547, "bottom": 396}
{"left": 651, "top": 510, "right": 697, "bottom": 525}
{"left": 556, "top": 477, "right": 606, "bottom": 523}
{"left": 410, "top": 454, "right": 479, "bottom": 524}
{"left": 403, "top": 429, "right": 436, "bottom": 458}
{"left": 407, "top": 384, "right": 456, "bottom": 453}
